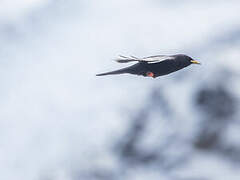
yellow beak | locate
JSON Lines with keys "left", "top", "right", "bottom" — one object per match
{"left": 191, "top": 60, "right": 201, "bottom": 65}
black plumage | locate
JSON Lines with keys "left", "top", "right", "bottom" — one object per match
{"left": 96, "top": 54, "right": 200, "bottom": 78}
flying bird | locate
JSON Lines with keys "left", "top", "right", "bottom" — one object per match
{"left": 96, "top": 54, "right": 201, "bottom": 78}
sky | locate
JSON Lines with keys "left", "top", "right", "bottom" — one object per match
{"left": 0, "top": 0, "right": 48, "bottom": 21}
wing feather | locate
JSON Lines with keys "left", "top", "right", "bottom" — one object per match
{"left": 142, "top": 55, "right": 175, "bottom": 63}
{"left": 115, "top": 55, "right": 175, "bottom": 63}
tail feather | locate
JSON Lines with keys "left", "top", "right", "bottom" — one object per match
{"left": 96, "top": 67, "right": 130, "bottom": 76}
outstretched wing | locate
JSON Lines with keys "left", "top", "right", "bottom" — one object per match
{"left": 142, "top": 55, "right": 175, "bottom": 63}
{"left": 115, "top": 55, "right": 175, "bottom": 63}
{"left": 115, "top": 55, "right": 141, "bottom": 63}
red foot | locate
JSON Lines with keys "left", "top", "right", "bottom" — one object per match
{"left": 146, "top": 72, "right": 155, "bottom": 78}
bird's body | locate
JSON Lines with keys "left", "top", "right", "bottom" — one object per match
{"left": 96, "top": 54, "right": 200, "bottom": 78}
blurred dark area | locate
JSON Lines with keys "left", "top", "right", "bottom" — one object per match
{"left": 114, "top": 72, "right": 240, "bottom": 179}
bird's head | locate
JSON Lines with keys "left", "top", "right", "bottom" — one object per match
{"left": 175, "top": 54, "right": 201, "bottom": 66}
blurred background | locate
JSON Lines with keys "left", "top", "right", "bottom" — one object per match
{"left": 0, "top": 0, "right": 240, "bottom": 179}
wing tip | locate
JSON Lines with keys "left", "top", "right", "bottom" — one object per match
{"left": 114, "top": 55, "right": 140, "bottom": 63}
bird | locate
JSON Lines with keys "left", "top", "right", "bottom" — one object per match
{"left": 96, "top": 54, "right": 201, "bottom": 78}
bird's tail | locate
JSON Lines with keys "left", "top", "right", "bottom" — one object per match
{"left": 96, "top": 67, "right": 130, "bottom": 76}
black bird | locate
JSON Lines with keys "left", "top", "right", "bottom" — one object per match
{"left": 96, "top": 54, "right": 201, "bottom": 78}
